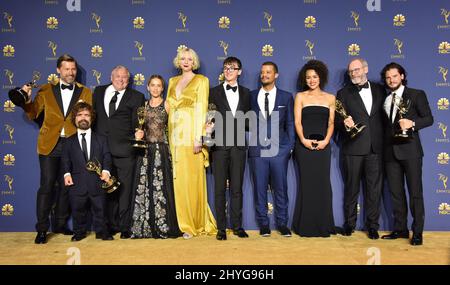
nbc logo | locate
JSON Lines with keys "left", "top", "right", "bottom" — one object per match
{"left": 438, "top": 202, "right": 450, "bottom": 215}
{"left": 304, "top": 16, "right": 316, "bottom": 28}
{"left": 218, "top": 16, "right": 230, "bottom": 29}
{"left": 438, "top": 98, "right": 449, "bottom": 110}
{"left": 348, "top": 44, "right": 360, "bottom": 56}
{"left": 46, "top": 17, "right": 58, "bottom": 29}
{"left": 3, "top": 45, "right": 14, "bottom": 57}
{"left": 1, "top": 204, "right": 13, "bottom": 216}
{"left": 393, "top": 14, "right": 406, "bottom": 27}
{"left": 437, "top": 152, "right": 450, "bottom": 164}
{"left": 439, "top": 41, "right": 450, "bottom": 54}
{"left": 267, "top": 202, "right": 273, "bottom": 215}
{"left": 134, "top": 73, "right": 145, "bottom": 86}
{"left": 3, "top": 154, "right": 15, "bottom": 166}
{"left": 47, "top": 74, "right": 59, "bottom": 85}
{"left": 91, "top": 45, "right": 103, "bottom": 58}
{"left": 262, "top": 44, "right": 274, "bottom": 57}
{"left": 218, "top": 73, "right": 225, "bottom": 84}
{"left": 133, "top": 17, "right": 144, "bottom": 29}
{"left": 3, "top": 100, "right": 15, "bottom": 112}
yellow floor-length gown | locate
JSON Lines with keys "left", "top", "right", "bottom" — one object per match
{"left": 166, "top": 74, "right": 217, "bottom": 237}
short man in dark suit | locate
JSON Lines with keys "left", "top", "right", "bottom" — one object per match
{"left": 336, "top": 58, "right": 386, "bottom": 239}
{"left": 209, "top": 57, "right": 251, "bottom": 240}
{"left": 248, "top": 62, "right": 295, "bottom": 237}
{"left": 21, "top": 54, "right": 92, "bottom": 244}
{"left": 380, "top": 62, "right": 433, "bottom": 246}
{"left": 62, "top": 102, "right": 113, "bottom": 241}
{"left": 92, "top": 65, "right": 145, "bottom": 238}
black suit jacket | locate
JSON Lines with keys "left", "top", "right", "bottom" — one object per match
{"left": 209, "top": 84, "right": 251, "bottom": 150}
{"left": 61, "top": 132, "right": 112, "bottom": 195}
{"left": 336, "top": 81, "right": 386, "bottom": 155}
{"left": 92, "top": 84, "right": 145, "bottom": 157}
{"left": 383, "top": 87, "right": 433, "bottom": 161}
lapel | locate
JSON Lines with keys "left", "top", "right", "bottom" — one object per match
{"left": 98, "top": 85, "right": 108, "bottom": 118}
{"left": 72, "top": 134, "right": 86, "bottom": 163}
{"left": 236, "top": 85, "right": 245, "bottom": 112}
{"left": 52, "top": 83, "right": 64, "bottom": 117}
{"left": 66, "top": 83, "right": 82, "bottom": 118}
{"left": 90, "top": 132, "right": 99, "bottom": 162}
{"left": 271, "top": 89, "right": 281, "bottom": 117}
{"left": 368, "top": 82, "right": 378, "bottom": 117}
{"left": 394, "top": 87, "right": 411, "bottom": 123}
{"left": 350, "top": 85, "right": 370, "bottom": 117}
{"left": 112, "top": 87, "right": 132, "bottom": 116}
{"left": 219, "top": 85, "right": 232, "bottom": 113}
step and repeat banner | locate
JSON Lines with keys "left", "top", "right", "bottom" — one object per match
{"left": 0, "top": 0, "right": 449, "bottom": 231}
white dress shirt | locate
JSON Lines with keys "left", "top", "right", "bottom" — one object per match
{"left": 223, "top": 82, "right": 239, "bottom": 117}
{"left": 257, "top": 86, "right": 277, "bottom": 119}
{"left": 77, "top": 128, "right": 92, "bottom": 160}
{"left": 60, "top": 80, "right": 74, "bottom": 136}
{"left": 384, "top": 84, "right": 405, "bottom": 123}
{"left": 104, "top": 85, "right": 125, "bottom": 117}
{"left": 359, "top": 81, "right": 373, "bottom": 115}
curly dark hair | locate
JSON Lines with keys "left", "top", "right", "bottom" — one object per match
{"left": 380, "top": 62, "right": 408, "bottom": 86}
{"left": 297, "top": 60, "right": 328, "bottom": 91}
{"left": 70, "top": 101, "right": 95, "bottom": 127}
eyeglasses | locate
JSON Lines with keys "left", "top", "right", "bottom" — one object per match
{"left": 348, "top": 66, "right": 366, "bottom": 75}
{"left": 223, "top": 67, "right": 240, "bottom": 72}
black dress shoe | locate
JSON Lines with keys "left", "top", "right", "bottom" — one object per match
{"left": 34, "top": 232, "right": 47, "bottom": 244}
{"left": 259, "top": 227, "right": 271, "bottom": 237}
{"left": 278, "top": 226, "right": 292, "bottom": 237}
{"left": 71, "top": 233, "right": 86, "bottom": 242}
{"left": 216, "top": 230, "right": 227, "bottom": 240}
{"left": 233, "top": 228, "right": 249, "bottom": 238}
{"left": 410, "top": 233, "right": 423, "bottom": 246}
{"left": 120, "top": 231, "right": 132, "bottom": 239}
{"left": 381, "top": 230, "right": 409, "bottom": 239}
{"left": 368, "top": 228, "right": 379, "bottom": 240}
{"left": 54, "top": 227, "right": 74, "bottom": 235}
{"left": 342, "top": 225, "right": 354, "bottom": 236}
{"left": 96, "top": 232, "right": 114, "bottom": 240}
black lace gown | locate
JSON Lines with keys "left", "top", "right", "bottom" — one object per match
{"left": 292, "top": 105, "right": 336, "bottom": 237}
{"left": 130, "top": 101, "right": 182, "bottom": 238}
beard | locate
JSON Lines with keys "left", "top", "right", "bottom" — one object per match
{"left": 388, "top": 82, "right": 402, "bottom": 91}
{"left": 77, "top": 120, "right": 90, "bottom": 130}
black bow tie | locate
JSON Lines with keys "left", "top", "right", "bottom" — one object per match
{"left": 356, "top": 82, "right": 369, "bottom": 91}
{"left": 226, "top": 84, "right": 237, "bottom": 92}
{"left": 61, "top": 84, "right": 74, "bottom": 91}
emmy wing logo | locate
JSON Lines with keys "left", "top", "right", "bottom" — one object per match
{"left": 3, "top": 124, "right": 15, "bottom": 144}
{"left": 132, "top": 41, "right": 145, "bottom": 61}
{"left": 90, "top": 12, "right": 102, "bottom": 33}
{"left": 3, "top": 45, "right": 14, "bottom": 57}
{"left": 3, "top": 100, "right": 15, "bottom": 112}
{"left": 438, "top": 8, "right": 450, "bottom": 29}
{"left": 438, "top": 152, "right": 450, "bottom": 164}
{"left": 176, "top": 12, "right": 189, "bottom": 32}
{"left": 391, "top": 38, "right": 405, "bottom": 59}
{"left": 46, "top": 17, "right": 58, "bottom": 29}
{"left": 304, "top": 16, "right": 316, "bottom": 28}
{"left": 1, "top": 204, "right": 13, "bottom": 216}
{"left": 437, "top": 66, "right": 450, "bottom": 87}
{"left": 92, "top": 70, "right": 101, "bottom": 85}
{"left": 2, "top": 12, "right": 15, "bottom": 32}
{"left": 393, "top": 14, "right": 406, "bottom": 27}
{"left": 46, "top": 41, "right": 58, "bottom": 61}
{"left": 437, "top": 173, "right": 449, "bottom": 193}
{"left": 3, "top": 175, "right": 14, "bottom": 195}
{"left": 438, "top": 98, "right": 449, "bottom": 110}
{"left": 3, "top": 154, "right": 15, "bottom": 166}
{"left": 439, "top": 41, "right": 450, "bottom": 54}
{"left": 303, "top": 40, "right": 316, "bottom": 60}
{"left": 436, "top": 122, "right": 450, "bottom": 143}
{"left": 348, "top": 44, "right": 360, "bottom": 56}
{"left": 438, "top": 202, "right": 450, "bottom": 215}
{"left": 262, "top": 44, "right": 274, "bottom": 57}
{"left": 134, "top": 73, "right": 145, "bottom": 86}
{"left": 349, "top": 11, "right": 361, "bottom": 30}
{"left": 3, "top": 69, "right": 14, "bottom": 89}
{"left": 47, "top": 73, "right": 59, "bottom": 85}
{"left": 218, "top": 16, "right": 230, "bottom": 29}
{"left": 261, "top": 12, "right": 274, "bottom": 32}
{"left": 218, "top": 40, "right": 229, "bottom": 60}
{"left": 91, "top": 45, "right": 103, "bottom": 58}
{"left": 133, "top": 17, "right": 145, "bottom": 29}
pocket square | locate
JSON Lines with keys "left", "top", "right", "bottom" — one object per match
{"left": 278, "top": 105, "right": 286, "bottom": 108}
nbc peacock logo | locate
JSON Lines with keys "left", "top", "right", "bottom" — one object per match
{"left": 304, "top": 16, "right": 316, "bottom": 29}
{"left": 3, "top": 45, "right": 14, "bottom": 57}
{"left": 348, "top": 44, "right": 360, "bottom": 56}
{"left": 438, "top": 41, "right": 450, "bottom": 54}
{"left": 267, "top": 202, "right": 273, "bottom": 215}
{"left": 47, "top": 74, "right": 59, "bottom": 85}
{"left": 134, "top": 73, "right": 145, "bottom": 86}
{"left": 133, "top": 17, "right": 145, "bottom": 29}
{"left": 3, "top": 100, "right": 15, "bottom": 112}
{"left": 218, "top": 73, "right": 225, "bottom": 84}
{"left": 3, "top": 154, "right": 15, "bottom": 166}
{"left": 437, "top": 152, "right": 450, "bottom": 164}
{"left": 46, "top": 17, "right": 58, "bottom": 29}
{"left": 393, "top": 14, "right": 406, "bottom": 27}
{"left": 218, "top": 16, "right": 230, "bottom": 29}
{"left": 1, "top": 204, "right": 13, "bottom": 216}
{"left": 438, "top": 202, "right": 450, "bottom": 215}
{"left": 91, "top": 45, "right": 103, "bottom": 58}
{"left": 262, "top": 44, "right": 274, "bottom": 57}
{"left": 438, "top": 98, "right": 449, "bottom": 110}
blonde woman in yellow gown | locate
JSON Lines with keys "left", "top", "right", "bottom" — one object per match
{"left": 166, "top": 46, "right": 217, "bottom": 239}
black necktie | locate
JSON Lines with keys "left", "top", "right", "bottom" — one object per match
{"left": 226, "top": 84, "right": 237, "bottom": 92}
{"left": 81, "top": 133, "right": 88, "bottom": 161}
{"left": 61, "top": 84, "right": 74, "bottom": 90}
{"left": 389, "top": 92, "right": 396, "bottom": 122}
{"left": 356, "top": 81, "right": 369, "bottom": 91}
{"left": 264, "top": 92, "right": 270, "bottom": 119}
{"left": 109, "top": 91, "right": 119, "bottom": 117}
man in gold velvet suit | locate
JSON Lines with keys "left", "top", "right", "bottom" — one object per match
{"left": 21, "top": 54, "right": 92, "bottom": 244}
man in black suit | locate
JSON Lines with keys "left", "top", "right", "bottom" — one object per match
{"left": 92, "top": 65, "right": 145, "bottom": 239}
{"left": 380, "top": 62, "right": 433, "bottom": 246}
{"left": 209, "top": 57, "right": 251, "bottom": 240}
{"left": 62, "top": 102, "right": 113, "bottom": 241}
{"left": 336, "top": 58, "right": 386, "bottom": 239}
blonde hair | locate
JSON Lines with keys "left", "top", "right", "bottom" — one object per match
{"left": 173, "top": 47, "right": 200, "bottom": 70}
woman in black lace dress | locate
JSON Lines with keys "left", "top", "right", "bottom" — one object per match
{"left": 130, "top": 75, "right": 182, "bottom": 238}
